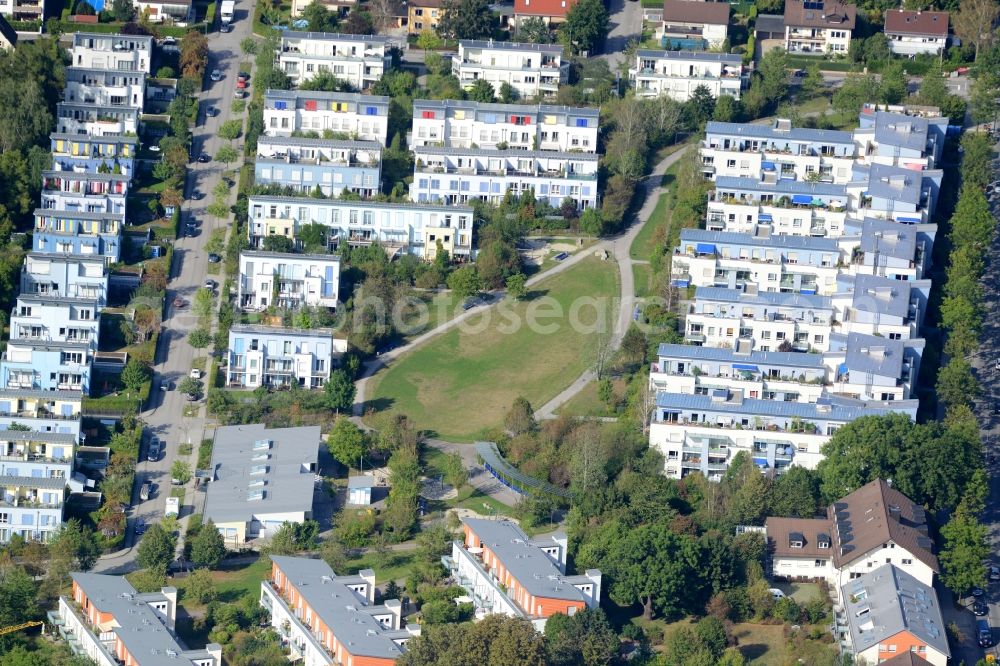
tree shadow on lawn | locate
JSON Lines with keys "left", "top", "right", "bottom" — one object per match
{"left": 737, "top": 643, "right": 769, "bottom": 662}
{"left": 364, "top": 397, "right": 395, "bottom": 413}
{"left": 521, "top": 288, "right": 550, "bottom": 302}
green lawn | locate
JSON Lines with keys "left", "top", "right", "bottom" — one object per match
{"left": 209, "top": 558, "right": 271, "bottom": 603}
{"left": 366, "top": 258, "right": 618, "bottom": 440}
{"left": 555, "top": 377, "right": 627, "bottom": 418}
{"left": 630, "top": 165, "right": 679, "bottom": 261}
{"left": 633, "top": 263, "right": 652, "bottom": 298}
{"left": 399, "top": 291, "right": 463, "bottom": 341}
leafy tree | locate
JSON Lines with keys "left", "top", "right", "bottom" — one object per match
{"left": 442, "top": 452, "right": 468, "bottom": 490}
{"left": 126, "top": 566, "right": 167, "bottom": 593}
{"left": 218, "top": 119, "right": 243, "bottom": 142}
{"left": 446, "top": 265, "right": 482, "bottom": 299}
{"left": 300, "top": 71, "right": 356, "bottom": 92}
{"left": 499, "top": 81, "right": 518, "bottom": 103}
{"left": 954, "top": 0, "right": 999, "bottom": 60}
{"left": 603, "top": 521, "right": 704, "bottom": 619}
{"left": 184, "top": 567, "right": 218, "bottom": 603}
{"left": 544, "top": 608, "right": 618, "bottom": 666}
{"left": 172, "top": 459, "right": 192, "bottom": 485}
{"left": 121, "top": 358, "right": 150, "bottom": 394}
{"left": 180, "top": 30, "right": 210, "bottom": 81}
{"left": 467, "top": 79, "right": 495, "bottom": 102}
{"left": 936, "top": 357, "right": 979, "bottom": 410}
{"left": 770, "top": 466, "right": 821, "bottom": 517}
{"left": 190, "top": 518, "right": 227, "bottom": 569}
{"left": 559, "top": 0, "right": 609, "bottom": 54}
{"left": 320, "top": 538, "right": 347, "bottom": 571}
{"left": 505, "top": 396, "right": 535, "bottom": 435}
{"left": 817, "top": 413, "right": 919, "bottom": 502}
{"left": 137, "top": 523, "right": 177, "bottom": 570}
{"left": 695, "top": 615, "right": 729, "bottom": 660}
{"left": 215, "top": 145, "right": 239, "bottom": 164}
{"left": 302, "top": 1, "right": 338, "bottom": 31}
{"left": 262, "top": 234, "right": 295, "bottom": 252}
{"left": 800, "top": 62, "right": 824, "bottom": 98}
{"left": 178, "top": 377, "right": 203, "bottom": 398}
{"left": 111, "top": 0, "right": 135, "bottom": 21}
{"left": 518, "top": 16, "right": 551, "bottom": 43}
{"left": 343, "top": 9, "right": 374, "bottom": 34}
{"left": 506, "top": 272, "right": 527, "bottom": 300}
{"left": 327, "top": 416, "right": 368, "bottom": 468}
{"left": 240, "top": 37, "right": 259, "bottom": 55}
{"left": 416, "top": 29, "right": 443, "bottom": 51}
{"left": 0, "top": 39, "right": 64, "bottom": 153}
{"left": 188, "top": 328, "right": 212, "bottom": 349}
{"left": 940, "top": 504, "right": 989, "bottom": 594}
{"left": 398, "top": 615, "right": 545, "bottom": 666}
{"left": 324, "top": 369, "right": 356, "bottom": 412}
{"left": 436, "top": 0, "right": 495, "bottom": 39}
{"left": 0, "top": 565, "right": 38, "bottom": 627}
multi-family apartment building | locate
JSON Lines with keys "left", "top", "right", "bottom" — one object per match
{"left": 409, "top": 99, "right": 600, "bottom": 153}
{"left": 854, "top": 107, "right": 947, "bottom": 170}
{"left": 884, "top": 9, "right": 948, "bottom": 57}
{"left": 226, "top": 324, "right": 345, "bottom": 389}
{"left": 238, "top": 250, "right": 341, "bottom": 311}
{"left": 452, "top": 40, "right": 569, "bottom": 100}
{"left": 10, "top": 295, "right": 102, "bottom": 350}
{"left": 407, "top": 0, "right": 444, "bottom": 33}
{"left": 133, "top": 0, "right": 193, "bottom": 22}
{"left": 247, "top": 195, "right": 475, "bottom": 259}
{"left": 50, "top": 572, "right": 222, "bottom": 666}
{"left": 0, "top": 0, "right": 44, "bottom": 21}
{"left": 1, "top": 340, "right": 92, "bottom": 393}
{"left": 411, "top": 147, "right": 599, "bottom": 209}
{"left": 261, "top": 555, "right": 418, "bottom": 666}
{"left": 782, "top": 0, "right": 856, "bottom": 55}
{"left": 55, "top": 101, "right": 140, "bottom": 136}
{"left": 203, "top": 425, "right": 320, "bottom": 547}
{"left": 263, "top": 90, "right": 390, "bottom": 145}
{"left": 706, "top": 177, "right": 850, "bottom": 237}
{"left": 0, "top": 389, "right": 83, "bottom": 439}
{"left": 650, "top": 391, "right": 913, "bottom": 480}
{"left": 33, "top": 208, "right": 123, "bottom": 262}
{"left": 0, "top": 473, "right": 66, "bottom": 542}
{"left": 49, "top": 133, "right": 137, "bottom": 180}
{"left": 20, "top": 253, "right": 108, "bottom": 303}
{"left": 445, "top": 518, "right": 602, "bottom": 629}
{"left": 833, "top": 273, "right": 930, "bottom": 340}
{"left": 841, "top": 565, "right": 948, "bottom": 666}
{"left": 41, "top": 171, "right": 128, "bottom": 216}
{"left": 630, "top": 50, "right": 744, "bottom": 101}
{"left": 62, "top": 67, "right": 146, "bottom": 111}
{"left": 255, "top": 136, "right": 381, "bottom": 198}
{"left": 69, "top": 33, "right": 153, "bottom": 73}
{"left": 276, "top": 32, "right": 391, "bottom": 90}
{"left": 657, "top": 0, "right": 729, "bottom": 49}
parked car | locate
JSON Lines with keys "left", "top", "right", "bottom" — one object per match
{"left": 172, "top": 296, "right": 187, "bottom": 308}
{"left": 233, "top": 88, "right": 246, "bottom": 99}
{"left": 190, "top": 368, "right": 203, "bottom": 379}
{"left": 979, "top": 618, "right": 993, "bottom": 648}
{"left": 206, "top": 106, "right": 219, "bottom": 117}
{"left": 989, "top": 565, "right": 1000, "bottom": 581}
{"left": 147, "top": 438, "right": 161, "bottom": 462}
{"left": 204, "top": 279, "right": 216, "bottom": 290}
{"left": 973, "top": 587, "right": 986, "bottom": 598}
{"left": 134, "top": 517, "right": 146, "bottom": 535}
{"left": 975, "top": 599, "right": 989, "bottom": 616}
{"left": 236, "top": 77, "right": 247, "bottom": 89}
{"left": 220, "top": 23, "right": 232, "bottom": 32}
{"left": 208, "top": 253, "right": 222, "bottom": 263}
{"left": 769, "top": 588, "right": 785, "bottom": 600}
{"left": 197, "top": 153, "right": 210, "bottom": 163}
{"left": 210, "top": 69, "right": 223, "bottom": 81}
{"left": 159, "top": 379, "right": 174, "bottom": 391}
{"left": 161, "top": 36, "right": 176, "bottom": 45}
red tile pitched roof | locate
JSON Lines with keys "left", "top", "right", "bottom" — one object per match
{"left": 514, "top": 0, "right": 578, "bottom": 19}
{"left": 884, "top": 9, "right": 948, "bottom": 37}
{"left": 783, "top": 0, "right": 856, "bottom": 30}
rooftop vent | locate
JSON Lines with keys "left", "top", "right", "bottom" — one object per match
{"left": 253, "top": 439, "right": 272, "bottom": 451}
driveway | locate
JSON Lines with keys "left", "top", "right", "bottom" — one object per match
{"left": 599, "top": 0, "right": 642, "bottom": 72}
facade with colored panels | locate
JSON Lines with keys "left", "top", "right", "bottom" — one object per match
{"left": 226, "top": 325, "right": 345, "bottom": 389}
{"left": 276, "top": 32, "right": 391, "bottom": 90}
{"left": 263, "top": 90, "right": 390, "bottom": 146}
{"left": 255, "top": 136, "right": 381, "bottom": 198}
{"left": 0, "top": 475, "right": 66, "bottom": 542}
{"left": 69, "top": 33, "right": 153, "bottom": 73}
{"left": 41, "top": 171, "right": 128, "bottom": 216}
{"left": 410, "top": 99, "right": 599, "bottom": 153}
{"left": 452, "top": 40, "right": 569, "bottom": 100}
{"left": 247, "top": 195, "right": 475, "bottom": 259}
{"left": 630, "top": 50, "right": 744, "bottom": 101}
{"left": 49, "top": 133, "right": 137, "bottom": 180}
{"left": 411, "top": 147, "right": 599, "bottom": 209}
{"left": 55, "top": 101, "right": 140, "bottom": 136}
{"left": 10, "top": 295, "right": 101, "bottom": 349}
{"left": 446, "top": 518, "right": 601, "bottom": 630}
{"left": 0, "top": 389, "right": 82, "bottom": 439}
{"left": 261, "top": 555, "right": 417, "bottom": 666}
{"left": 1, "top": 340, "right": 92, "bottom": 393}
{"left": 62, "top": 67, "right": 147, "bottom": 111}
{"left": 238, "top": 250, "right": 341, "bottom": 311}
{"left": 51, "top": 572, "right": 221, "bottom": 666}
{"left": 33, "top": 208, "right": 123, "bottom": 262}
{"left": 20, "top": 253, "right": 108, "bottom": 304}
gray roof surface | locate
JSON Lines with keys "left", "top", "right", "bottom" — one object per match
{"left": 41, "top": 170, "right": 130, "bottom": 182}
{"left": 0, "top": 475, "right": 68, "bottom": 489}
{"left": 0, "top": 388, "right": 83, "bottom": 401}
{"left": 17, "top": 293, "right": 100, "bottom": 307}
{"left": 846, "top": 274, "right": 911, "bottom": 318}
{"left": 25, "top": 251, "right": 107, "bottom": 264}
{"left": 348, "top": 474, "right": 374, "bottom": 488}
{"left": 414, "top": 145, "right": 599, "bottom": 161}
{"left": 34, "top": 208, "right": 123, "bottom": 221}
{"left": 860, "top": 163, "right": 922, "bottom": 205}
{"left": 842, "top": 564, "right": 949, "bottom": 657}
{"left": 657, "top": 343, "right": 826, "bottom": 369}
{"left": 858, "top": 218, "right": 917, "bottom": 259}
{"left": 413, "top": 98, "right": 599, "bottom": 118}
{"left": 203, "top": 424, "right": 320, "bottom": 524}
{"left": 241, "top": 249, "right": 341, "bottom": 264}
{"left": 281, "top": 31, "right": 390, "bottom": 43}
{"left": 69, "top": 572, "right": 210, "bottom": 666}
{"left": 463, "top": 518, "right": 587, "bottom": 602}
{"left": 256, "top": 135, "right": 382, "bottom": 151}
{"left": 269, "top": 555, "right": 405, "bottom": 660}
{"left": 635, "top": 49, "right": 742, "bottom": 65}
{"left": 680, "top": 228, "right": 840, "bottom": 252}
{"left": 265, "top": 89, "right": 390, "bottom": 104}
{"left": 706, "top": 121, "right": 853, "bottom": 144}
{"left": 840, "top": 332, "right": 906, "bottom": 377}
{"left": 754, "top": 13, "right": 786, "bottom": 33}
{"left": 50, "top": 132, "right": 138, "bottom": 143}
{"left": 714, "top": 175, "right": 848, "bottom": 197}
{"left": 0, "top": 430, "right": 77, "bottom": 444}
{"left": 655, "top": 391, "right": 896, "bottom": 421}
{"left": 459, "top": 39, "right": 563, "bottom": 54}
{"left": 247, "top": 194, "right": 475, "bottom": 213}
{"left": 694, "top": 286, "right": 833, "bottom": 310}
{"left": 228, "top": 323, "right": 337, "bottom": 339}
{"left": 873, "top": 112, "right": 930, "bottom": 151}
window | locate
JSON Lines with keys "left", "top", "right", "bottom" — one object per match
{"left": 814, "top": 559, "right": 824, "bottom": 567}
{"left": 901, "top": 558, "right": 912, "bottom": 565}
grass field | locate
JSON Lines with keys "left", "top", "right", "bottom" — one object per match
{"left": 556, "top": 377, "right": 627, "bottom": 418}
{"left": 399, "top": 290, "right": 462, "bottom": 341}
{"left": 633, "top": 263, "right": 652, "bottom": 298}
{"left": 630, "top": 164, "right": 680, "bottom": 261}
{"left": 366, "top": 257, "right": 619, "bottom": 440}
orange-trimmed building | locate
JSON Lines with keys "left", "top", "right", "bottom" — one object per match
{"left": 446, "top": 518, "right": 601, "bottom": 630}
{"left": 50, "top": 572, "right": 221, "bottom": 666}
{"left": 260, "top": 555, "right": 419, "bottom": 666}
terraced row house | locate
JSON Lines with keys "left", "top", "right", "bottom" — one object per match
{"left": 0, "top": 33, "right": 152, "bottom": 544}
{"left": 649, "top": 106, "right": 944, "bottom": 481}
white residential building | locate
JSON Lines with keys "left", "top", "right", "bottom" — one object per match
{"left": 0, "top": 389, "right": 83, "bottom": 440}
{"left": 40, "top": 171, "right": 128, "bottom": 216}
{"left": 226, "top": 325, "right": 345, "bottom": 389}
{"left": 452, "top": 40, "right": 569, "bottom": 100}
{"left": 247, "top": 195, "right": 475, "bottom": 259}
{"left": 884, "top": 9, "right": 948, "bottom": 57}
{"left": 69, "top": 33, "right": 153, "bottom": 73}
{"left": 203, "top": 425, "right": 320, "bottom": 547}
{"left": 55, "top": 101, "right": 139, "bottom": 136}
{"left": 238, "top": 250, "right": 341, "bottom": 311}
{"left": 255, "top": 136, "right": 382, "bottom": 198}
{"left": 132, "top": 0, "right": 193, "bottom": 22}
{"left": 854, "top": 107, "right": 947, "bottom": 170}
{"left": 62, "top": 67, "right": 146, "bottom": 111}
{"left": 276, "top": 31, "right": 391, "bottom": 90}
{"left": 831, "top": 273, "right": 930, "bottom": 341}
{"left": 20, "top": 253, "right": 108, "bottom": 304}
{"left": 409, "top": 99, "right": 600, "bottom": 153}
{"left": 657, "top": 0, "right": 730, "bottom": 49}
{"left": 10, "top": 295, "right": 101, "bottom": 349}
{"left": 51, "top": 572, "right": 222, "bottom": 666}
{"left": 783, "top": 0, "right": 856, "bottom": 55}
{"left": 411, "top": 147, "right": 599, "bottom": 209}
{"left": 631, "top": 50, "right": 744, "bottom": 101}
{"left": 0, "top": 0, "right": 43, "bottom": 21}
{"left": 263, "top": 90, "right": 390, "bottom": 145}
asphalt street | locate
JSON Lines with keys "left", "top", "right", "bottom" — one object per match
{"left": 94, "top": 6, "right": 254, "bottom": 572}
